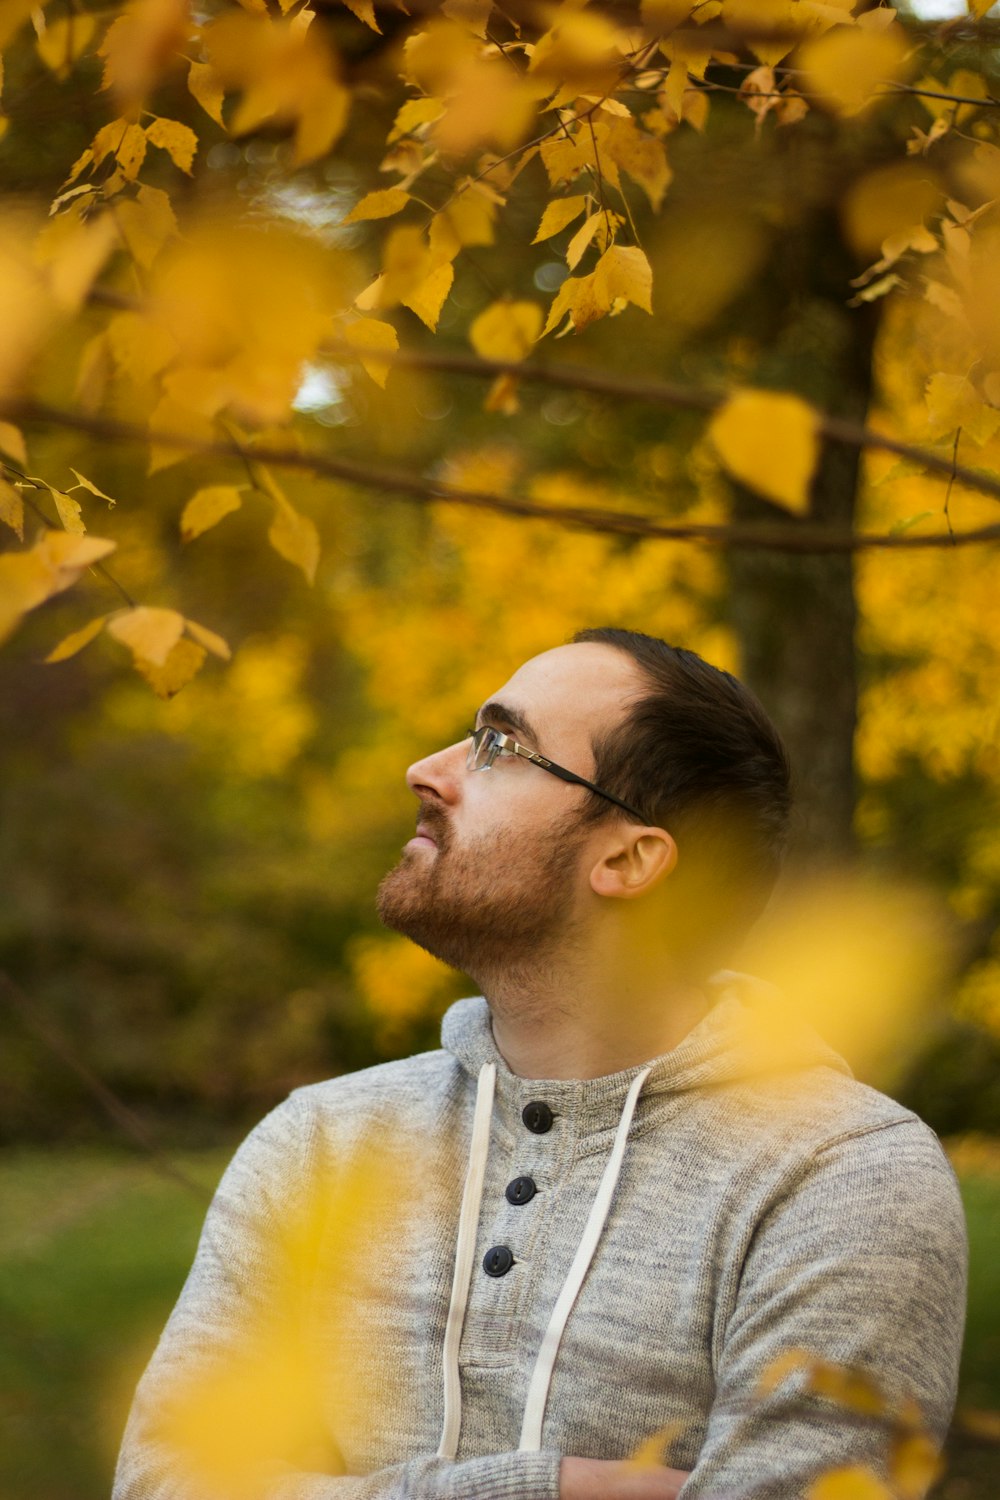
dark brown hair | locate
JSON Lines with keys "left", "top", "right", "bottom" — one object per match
{"left": 573, "top": 628, "right": 792, "bottom": 923}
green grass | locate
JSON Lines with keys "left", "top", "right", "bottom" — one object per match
{"left": 0, "top": 1147, "right": 998, "bottom": 1500}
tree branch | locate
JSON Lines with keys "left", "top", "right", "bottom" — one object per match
{"left": 5, "top": 399, "right": 1000, "bottom": 554}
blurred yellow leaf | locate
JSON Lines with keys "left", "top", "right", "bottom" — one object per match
{"left": 757, "top": 1348, "right": 813, "bottom": 1395}
{"left": 840, "top": 162, "right": 942, "bottom": 260}
{"left": 180, "top": 484, "right": 244, "bottom": 541}
{"left": 187, "top": 60, "right": 225, "bottom": 125}
{"left": 402, "top": 262, "right": 454, "bottom": 331}
{"left": 470, "top": 300, "right": 542, "bottom": 361}
{"left": 641, "top": 0, "right": 695, "bottom": 31}
{"left": 147, "top": 396, "right": 216, "bottom": 474}
{"left": 45, "top": 613, "right": 110, "bottom": 662}
{"left": 484, "top": 372, "right": 520, "bottom": 413}
{"left": 69, "top": 469, "right": 116, "bottom": 507}
{"left": 146, "top": 116, "right": 198, "bottom": 172}
{"left": 35, "top": 13, "right": 98, "bottom": 78}
{"left": 387, "top": 95, "right": 445, "bottom": 145}
{"left": 0, "top": 0, "right": 35, "bottom": 51}
{"left": 0, "top": 476, "right": 24, "bottom": 539}
{"left": 723, "top": 0, "right": 801, "bottom": 67}
{"left": 429, "top": 187, "right": 499, "bottom": 261}
{"left": 109, "top": 606, "right": 186, "bottom": 666}
{"left": 115, "top": 184, "right": 179, "bottom": 268}
{"left": 135, "top": 636, "right": 207, "bottom": 697}
{"left": 628, "top": 1420, "right": 685, "bottom": 1470}
{"left": 566, "top": 212, "right": 602, "bottom": 271}
{"left": 269, "top": 493, "right": 320, "bottom": 583}
{"left": 807, "top": 1468, "right": 894, "bottom": 1500}
{"left": 441, "top": 0, "right": 492, "bottom": 37}
{"left": 34, "top": 205, "right": 118, "bottom": 311}
{"left": 709, "top": 389, "right": 819, "bottom": 512}
{"left": 532, "top": 195, "right": 588, "bottom": 244}
{"left": 185, "top": 617, "right": 231, "bottom": 659}
{"left": 0, "top": 421, "right": 27, "bottom": 467}
{"left": 799, "top": 24, "right": 909, "bottom": 117}
{"left": 808, "top": 1363, "right": 886, "bottom": 1418}
{"left": 890, "top": 1433, "right": 942, "bottom": 1500}
{"left": 342, "top": 188, "right": 410, "bottom": 224}
{"left": 0, "top": 530, "right": 116, "bottom": 644}
{"left": 967, "top": 0, "right": 994, "bottom": 17}
{"left": 602, "top": 113, "right": 673, "bottom": 211}
{"left": 595, "top": 244, "right": 653, "bottom": 315}
{"left": 342, "top": 317, "right": 398, "bottom": 388}
{"left": 98, "top": 0, "right": 190, "bottom": 105}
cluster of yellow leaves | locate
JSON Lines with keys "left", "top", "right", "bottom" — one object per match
{"left": 759, "top": 1352, "right": 942, "bottom": 1500}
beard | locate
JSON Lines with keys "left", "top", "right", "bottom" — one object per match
{"left": 376, "top": 800, "right": 586, "bottom": 987}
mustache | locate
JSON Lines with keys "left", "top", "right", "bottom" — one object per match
{"left": 416, "top": 801, "right": 451, "bottom": 850}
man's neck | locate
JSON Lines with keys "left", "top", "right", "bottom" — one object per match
{"left": 485, "top": 966, "right": 714, "bottom": 1081}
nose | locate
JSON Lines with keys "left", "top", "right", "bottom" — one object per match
{"left": 405, "top": 736, "right": 469, "bottom": 804}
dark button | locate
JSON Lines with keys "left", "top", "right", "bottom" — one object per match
{"left": 522, "top": 1100, "right": 554, "bottom": 1134}
{"left": 506, "top": 1175, "right": 537, "bottom": 1206}
{"left": 483, "top": 1245, "right": 514, "bottom": 1277}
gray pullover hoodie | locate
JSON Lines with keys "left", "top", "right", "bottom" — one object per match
{"left": 114, "top": 979, "right": 967, "bottom": 1500}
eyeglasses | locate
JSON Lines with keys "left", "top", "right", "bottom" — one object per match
{"left": 466, "top": 724, "right": 645, "bottom": 822}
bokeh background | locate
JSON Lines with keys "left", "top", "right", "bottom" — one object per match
{"left": 1, "top": 0, "right": 999, "bottom": 1494}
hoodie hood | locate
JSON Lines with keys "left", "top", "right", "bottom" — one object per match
{"left": 441, "top": 971, "right": 850, "bottom": 1103}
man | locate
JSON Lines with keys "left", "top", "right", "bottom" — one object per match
{"left": 115, "top": 629, "right": 967, "bottom": 1500}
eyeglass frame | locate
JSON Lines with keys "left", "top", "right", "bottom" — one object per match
{"left": 465, "top": 724, "right": 646, "bottom": 823}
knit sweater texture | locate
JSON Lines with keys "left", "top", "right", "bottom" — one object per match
{"left": 114, "top": 982, "right": 968, "bottom": 1500}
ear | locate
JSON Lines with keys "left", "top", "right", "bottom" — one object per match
{"left": 589, "top": 827, "right": 678, "bottom": 900}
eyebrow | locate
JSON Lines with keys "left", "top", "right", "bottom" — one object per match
{"left": 476, "top": 699, "right": 540, "bottom": 748}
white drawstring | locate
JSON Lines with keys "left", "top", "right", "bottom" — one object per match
{"left": 437, "top": 1061, "right": 496, "bottom": 1460}
{"left": 518, "top": 1066, "right": 652, "bottom": 1452}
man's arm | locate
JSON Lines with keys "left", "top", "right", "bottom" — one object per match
{"left": 676, "top": 1117, "right": 967, "bottom": 1500}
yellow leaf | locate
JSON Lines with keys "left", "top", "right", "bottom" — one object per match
{"left": 46, "top": 613, "right": 110, "bottom": 662}
{"left": 722, "top": 0, "right": 801, "bottom": 67}
{"left": 0, "top": 475, "right": 24, "bottom": 539}
{"left": 542, "top": 269, "right": 605, "bottom": 336}
{"left": 180, "top": 485, "right": 245, "bottom": 541}
{"left": 532, "top": 195, "right": 588, "bottom": 243}
{"left": 429, "top": 188, "right": 498, "bottom": 261}
{"left": 798, "top": 24, "right": 910, "bottom": 117}
{"left": 341, "top": 0, "right": 381, "bottom": 31}
{"left": 51, "top": 488, "right": 86, "bottom": 534}
{"left": 967, "top": 0, "right": 994, "bottom": 17}
{"left": 115, "top": 184, "right": 179, "bottom": 268}
{"left": 807, "top": 1467, "right": 894, "bottom": 1500}
{"left": 441, "top": 0, "right": 492, "bottom": 38}
{"left": 99, "top": 0, "right": 190, "bottom": 105}
{"left": 38, "top": 529, "right": 116, "bottom": 579}
{"left": 627, "top": 1419, "right": 685, "bottom": 1470}
{"left": 34, "top": 205, "right": 118, "bottom": 311}
{"left": 890, "top": 1433, "right": 942, "bottom": 1500}
{"left": 595, "top": 244, "right": 653, "bottom": 315}
{"left": 146, "top": 117, "right": 199, "bottom": 173}
{"left": 709, "top": 389, "right": 819, "bottom": 511}
{"left": 342, "top": 317, "right": 398, "bottom": 388}
{"left": 0, "top": 421, "right": 27, "bottom": 466}
{"left": 566, "top": 212, "right": 602, "bottom": 271}
{"left": 342, "top": 188, "right": 410, "bottom": 224}
{"left": 402, "top": 261, "right": 454, "bottom": 331}
{"left": 269, "top": 495, "right": 319, "bottom": 583}
{"left": 148, "top": 397, "right": 217, "bottom": 473}
{"left": 484, "top": 372, "right": 520, "bottom": 413}
{"left": 0, "top": 529, "right": 116, "bottom": 642}
{"left": 757, "top": 1348, "right": 813, "bottom": 1395}
{"left": 603, "top": 116, "right": 672, "bottom": 211}
{"left": 35, "top": 13, "right": 98, "bottom": 78}
{"left": 641, "top": 0, "right": 694, "bottom": 31}
{"left": 135, "top": 636, "right": 207, "bottom": 697}
{"left": 91, "top": 118, "right": 148, "bottom": 179}
{"left": 188, "top": 61, "right": 226, "bottom": 126}
{"left": 185, "top": 617, "right": 231, "bottom": 659}
{"left": 387, "top": 96, "right": 445, "bottom": 145}
{"left": 69, "top": 469, "right": 116, "bottom": 507}
{"left": 108, "top": 606, "right": 186, "bottom": 666}
{"left": 470, "top": 300, "right": 542, "bottom": 361}
{"left": 293, "top": 78, "right": 350, "bottom": 166}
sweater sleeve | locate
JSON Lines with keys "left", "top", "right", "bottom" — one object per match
{"left": 112, "top": 1096, "right": 562, "bottom": 1500}
{"left": 678, "top": 1118, "right": 968, "bottom": 1500}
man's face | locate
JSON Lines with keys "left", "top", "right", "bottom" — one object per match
{"left": 376, "top": 642, "right": 644, "bottom": 981}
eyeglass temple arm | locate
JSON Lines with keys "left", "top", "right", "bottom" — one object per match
{"left": 517, "top": 746, "right": 645, "bottom": 822}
